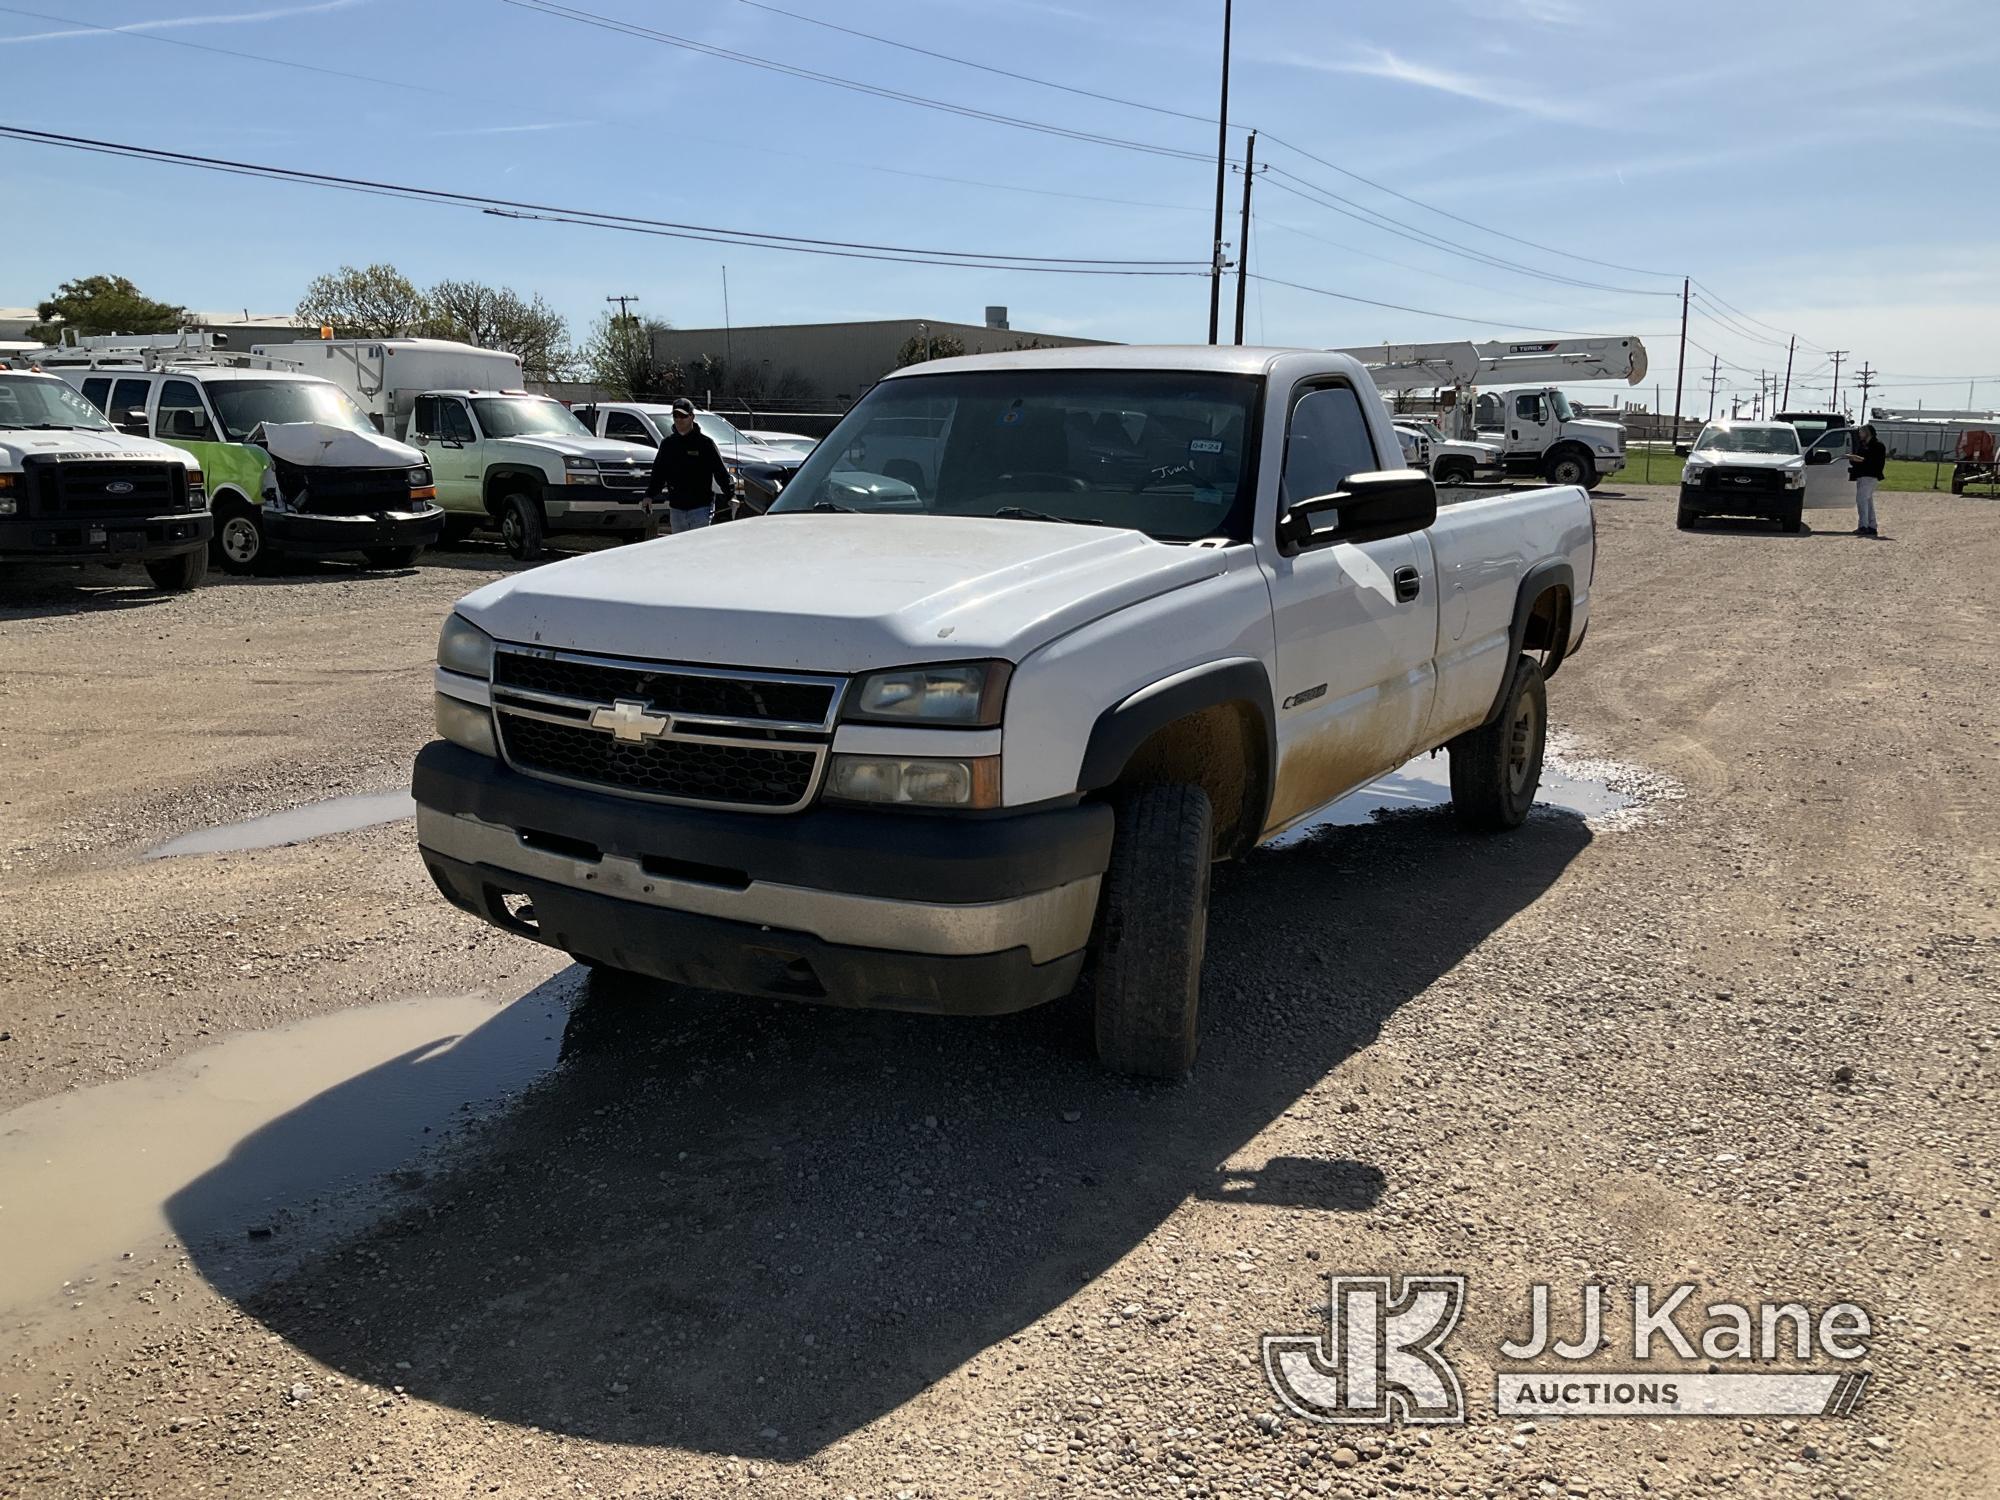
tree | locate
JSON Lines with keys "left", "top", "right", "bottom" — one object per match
{"left": 417, "top": 280, "right": 571, "bottom": 381}
{"left": 28, "top": 275, "right": 184, "bottom": 342}
{"left": 295, "top": 263, "right": 426, "bottom": 338}
{"left": 582, "top": 313, "right": 676, "bottom": 400}
{"left": 895, "top": 331, "right": 966, "bottom": 368}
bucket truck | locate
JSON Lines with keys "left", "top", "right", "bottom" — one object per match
{"left": 1337, "top": 337, "right": 1648, "bottom": 490}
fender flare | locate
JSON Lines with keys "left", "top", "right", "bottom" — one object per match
{"left": 1482, "top": 560, "right": 1574, "bottom": 725}
{"left": 1078, "top": 658, "right": 1276, "bottom": 853}
{"left": 482, "top": 466, "right": 547, "bottom": 515}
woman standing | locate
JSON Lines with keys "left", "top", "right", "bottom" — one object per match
{"left": 1848, "top": 423, "right": 1887, "bottom": 537}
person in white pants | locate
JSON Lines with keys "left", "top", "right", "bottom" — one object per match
{"left": 1848, "top": 424, "right": 1886, "bottom": 537}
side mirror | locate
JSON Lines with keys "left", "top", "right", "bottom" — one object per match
{"left": 1805, "top": 449, "right": 1833, "bottom": 465}
{"left": 1673, "top": 443, "right": 1690, "bottom": 457}
{"left": 118, "top": 408, "right": 150, "bottom": 437}
{"left": 1279, "top": 468, "right": 1438, "bottom": 553}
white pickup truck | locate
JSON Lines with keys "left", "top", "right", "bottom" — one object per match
{"left": 415, "top": 346, "right": 1594, "bottom": 1076}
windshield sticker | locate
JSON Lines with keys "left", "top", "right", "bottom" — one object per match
{"left": 999, "top": 405, "right": 1025, "bottom": 427}
{"left": 1189, "top": 437, "right": 1224, "bottom": 456}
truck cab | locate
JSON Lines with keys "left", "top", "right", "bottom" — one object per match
{"left": 405, "top": 391, "right": 656, "bottom": 558}
{"left": 0, "top": 368, "right": 211, "bottom": 591}
{"left": 1476, "top": 386, "right": 1627, "bottom": 488}
{"left": 414, "top": 345, "right": 1594, "bottom": 1078}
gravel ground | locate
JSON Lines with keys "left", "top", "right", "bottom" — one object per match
{"left": 2, "top": 490, "right": 1996, "bottom": 1498}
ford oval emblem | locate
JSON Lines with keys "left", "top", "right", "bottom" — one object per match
{"left": 106, "top": 480, "right": 135, "bottom": 495}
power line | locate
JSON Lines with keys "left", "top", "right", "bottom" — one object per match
{"left": 1690, "top": 279, "right": 1825, "bottom": 352}
{"left": 0, "top": 124, "right": 1208, "bottom": 274}
{"left": 1258, "top": 172, "right": 1677, "bottom": 298}
{"left": 498, "top": 0, "right": 1214, "bottom": 164}
{"left": 1245, "top": 272, "right": 1665, "bottom": 336}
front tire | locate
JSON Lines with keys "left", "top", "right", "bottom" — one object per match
{"left": 1779, "top": 500, "right": 1804, "bottom": 533}
{"left": 1434, "top": 457, "right": 1473, "bottom": 486}
{"left": 144, "top": 547, "right": 208, "bottom": 592}
{"left": 1676, "top": 502, "right": 1700, "bottom": 530}
{"left": 1545, "top": 448, "right": 1595, "bottom": 488}
{"left": 1448, "top": 655, "right": 1547, "bottom": 832}
{"left": 498, "top": 492, "right": 545, "bottom": 561}
{"left": 1092, "top": 784, "right": 1213, "bottom": 1079}
{"left": 362, "top": 544, "right": 424, "bottom": 569}
{"left": 212, "top": 503, "right": 268, "bottom": 574}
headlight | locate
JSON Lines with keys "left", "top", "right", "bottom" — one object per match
{"left": 436, "top": 612, "right": 494, "bottom": 678}
{"left": 0, "top": 495, "right": 15, "bottom": 517}
{"left": 563, "top": 455, "right": 599, "bottom": 469}
{"left": 564, "top": 456, "right": 601, "bottom": 485}
{"left": 1785, "top": 469, "right": 1805, "bottom": 488}
{"left": 435, "top": 693, "right": 497, "bottom": 757}
{"left": 185, "top": 470, "right": 207, "bottom": 510}
{"left": 846, "top": 661, "right": 1010, "bottom": 726}
{"left": 826, "top": 754, "right": 1000, "bottom": 808}
{"left": 408, "top": 465, "right": 435, "bottom": 500}
{"left": 1682, "top": 461, "right": 1708, "bottom": 481}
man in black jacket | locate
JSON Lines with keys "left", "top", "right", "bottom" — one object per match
{"left": 1847, "top": 423, "right": 1887, "bottom": 537}
{"left": 645, "top": 398, "right": 734, "bottom": 533}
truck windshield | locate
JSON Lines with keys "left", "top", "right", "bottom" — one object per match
{"left": 767, "top": 369, "right": 1261, "bottom": 541}
{"left": 0, "top": 374, "right": 112, "bottom": 430}
{"left": 1695, "top": 425, "right": 1801, "bottom": 455}
{"left": 1550, "top": 391, "right": 1577, "bottom": 422}
{"left": 472, "top": 398, "right": 590, "bottom": 439}
{"left": 210, "top": 380, "right": 374, "bottom": 441}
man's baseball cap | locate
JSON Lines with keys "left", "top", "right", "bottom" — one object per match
{"left": 670, "top": 398, "right": 695, "bottom": 416}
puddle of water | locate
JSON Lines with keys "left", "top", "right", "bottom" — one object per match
{"left": 147, "top": 789, "right": 414, "bottom": 858}
{"left": 0, "top": 990, "right": 566, "bottom": 1319}
{"left": 1270, "top": 741, "right": 1642, "bottom": 846}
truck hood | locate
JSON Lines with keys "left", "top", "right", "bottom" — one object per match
{"left": 1687, "top": 450, "right": 1804, "bottom": 471}
{"left": 489, "top": 434, "right": 652, "bottom": 467}
{"left": 457, "top": 514, "right": 1231, "bottom": 671}
{"left": 259, "top": 421, "right": 422, "bottom": 469}
{"left": 1, "top": 426, "right": 202, "bottom": 471}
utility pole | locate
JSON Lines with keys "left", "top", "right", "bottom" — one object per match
{"left": 1705, "top": 355, "right": 1720, "bottom": 420}
{"left": 721, "top": 265, "right": 733, "bottom": 373}
{"left": 1232, "top": 131, "right": 1258, "bottom": 345}
{"left": 1781, "top": 335, "right": 1795, "bottom": 409}
{"left": 1671, "top": 276, "right": 1689, "bottom": 451}
{"left": 605, "top": 294, "right": 640, "bottom": 322}
{"left": 1856, "top": 361, "right": 1876, "bottom": 418}
{"left": 1828, "top": 350, "right": 1848, "bottom": 414}
{"left": 1206, "top": 0, "right": 1233, "bottom": 344}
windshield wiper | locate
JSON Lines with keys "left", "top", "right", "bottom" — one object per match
{"left": 803, "top": 499, "right": 855, "bottom": 513}
{"left": 990, "top": 505, "right": 1116, "bottom": 527}
{"left": 21, "top": 422, "right": 77, "bottom": 429}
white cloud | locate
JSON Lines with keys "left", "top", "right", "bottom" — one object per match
{"left": 1270, "top": 43, "right": 1590, "bottom": 122}
{"left": 426, "top": 121, "right": 594, "bottom": 138}
{"left": 0, "top": 0, "right": 364, "bottom": 46}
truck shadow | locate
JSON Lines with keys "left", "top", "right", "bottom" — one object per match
{"left": 166, "top": 805, "right": 1590, "bottom": 1457}
{"left": 0, "top": 563, "right": 191, "bottom": 620}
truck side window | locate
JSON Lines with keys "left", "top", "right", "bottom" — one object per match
{"left": 412, "top": 394, "right": 441, "bottom": 439}
{"left": 1515, "top": 393, "right": 1547, "bottom": 424}
{"left": 111, "top": 378, "right": 151, "bottom": 426}
{"left": 82, "top": 377, "right": 111, "bottom": 412}
{"left": 443, "top": 401, "right": 477, "bottom": 443}
{"left": 570, "top": 406, "right": 597, "bottom": 433}
{"left": 156, "top": 379, "right": 216, "bottom": 441}
{"left": 1282, "top": 385, "right": 1378, "bottom": 503}
{"left": 604, "top": 410, "right": 654, "bottom": 444}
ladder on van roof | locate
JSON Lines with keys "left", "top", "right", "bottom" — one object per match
{"left": 36, "top": 332, "right": 304, "bottom": 374}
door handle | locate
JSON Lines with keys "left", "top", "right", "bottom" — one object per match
{"left": 1393, "top": 565, "right": 1421, "bottom": 603}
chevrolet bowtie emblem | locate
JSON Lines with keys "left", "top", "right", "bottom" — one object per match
{"left": 589, "top": 698, "right": 672, "bottom": 742}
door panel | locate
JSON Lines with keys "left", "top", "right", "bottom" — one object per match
{"left": 1804, "top": 430, "right": 1851, "bottom": 509}
{"left": 410, "top": 395, "right": 482, "bottom": 511}
{"left": 1260, "top": 383, "right": 1438, "bottom": 836}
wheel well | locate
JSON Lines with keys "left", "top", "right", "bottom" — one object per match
{"left": 211, "top": 486, "right": 257, "bottom": 514}
{"left": 1521, "top": 585, "right": 1573, "bottom": 676}
{"left": 483, "top": 469, "right": 544, "bottom": 517}
{"left": 1106, "top": 702, "right": 1267, "bottom": 859}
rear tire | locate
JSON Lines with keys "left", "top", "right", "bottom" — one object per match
{"left": 212, "top": 503, "right": 268, "bottom": 574}
{"left": 363, "top": 544, "right": 424, "bottom": 568}
{"left": 498, "top": 491, "right": 545, "bottom": 561}
{"left": 144, "top": 547, "right": 208, "bottom": 592}
{"left": 1092, "top": 784, "right": 1213, "bottom": 1079}
{"left": 1448, "top": 655, "right": 1547, "bottom": 832}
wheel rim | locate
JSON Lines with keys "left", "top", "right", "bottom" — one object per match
{"left": 1507, "top": 694, "right": 1539, "bottom": 797}
{"left": 221, "top": 516, "right": 260, "bottom": 563}
{"left": 1555, "top": 459, "right": 1584, "bottom": 484}
{"left": 502, "top": 507, "right": 524, "bottom": 550}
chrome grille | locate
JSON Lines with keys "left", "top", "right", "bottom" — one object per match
{"left": 490, "top": 646, "right": 844, "bottom": 812}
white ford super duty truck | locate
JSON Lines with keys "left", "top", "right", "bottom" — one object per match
{"left": 415, "top": 346, "right": 1594, "bottom": 1076}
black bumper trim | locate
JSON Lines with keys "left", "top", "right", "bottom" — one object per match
{"left": 0, "top": 512, "right": 212, "bottom": 563}
{"left": 413, "top": 740, "right": 1114, "bottom": 904}
{"left": 263, "top": 507, "right": 445, "bottom": 555}
{"left": 423, "top": 847, "right": 1084, "bottom": 1015}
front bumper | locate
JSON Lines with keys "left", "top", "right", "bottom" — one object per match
{"left": 1679, "top": 480, "right": 1798, "bottom": 517}
{"left": 412, "top": 741, "right": 1111, "bottom": 1014}
{"left": 544, "top": 488, "right": 655, "bottom": 534}
{"left": 0, "top": 510, "right": 211, "bottom": 564}
{"left": 264, "top": 505, "right": 444, "bottom": 557}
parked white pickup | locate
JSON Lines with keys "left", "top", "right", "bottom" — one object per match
{"left": 414, "top": 345, "right": 1594, "bottom": 1075}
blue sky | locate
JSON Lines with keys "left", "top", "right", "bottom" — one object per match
{"left": 5, "top": 0, "right": 1997, "bottom": 413}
